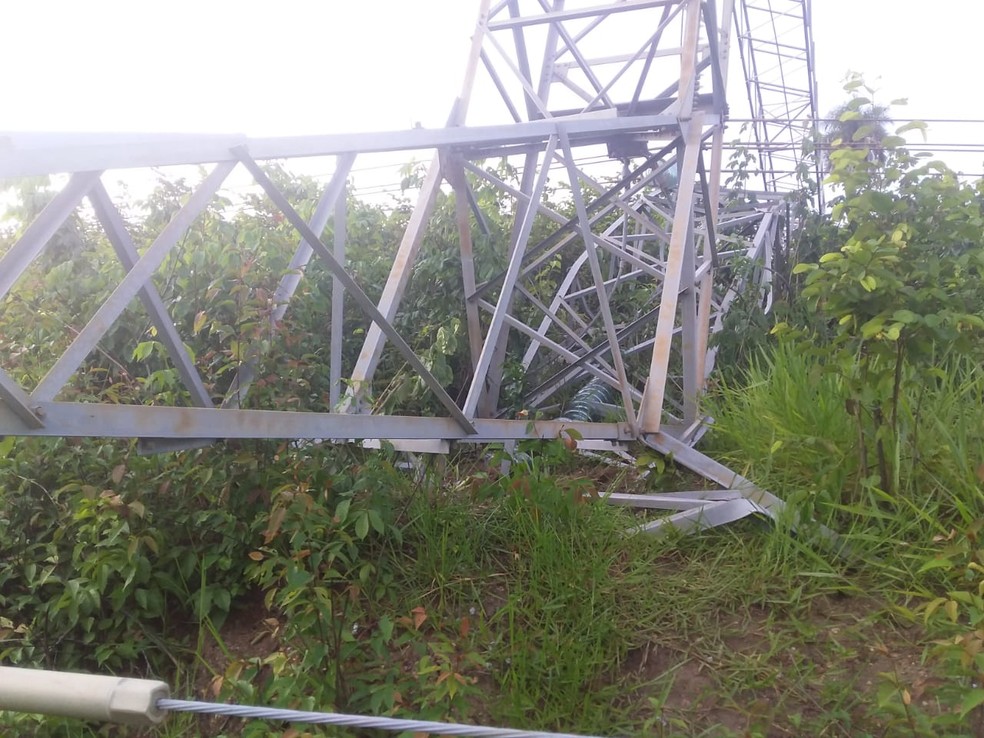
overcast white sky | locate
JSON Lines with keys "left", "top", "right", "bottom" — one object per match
{"left": 1, "top": 1, "right": 981, "bottom": 173}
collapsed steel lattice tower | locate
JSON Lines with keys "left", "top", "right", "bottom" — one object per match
{"left": 0, "top": 0, "right": 819, "bottom": 532}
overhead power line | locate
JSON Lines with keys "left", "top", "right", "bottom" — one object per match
{"left": 729, "top": 117, "right": 984, "bottom": 125}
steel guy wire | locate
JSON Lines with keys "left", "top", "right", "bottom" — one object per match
{"left": 158, "top": 698, "right": 614, "bottom": 738}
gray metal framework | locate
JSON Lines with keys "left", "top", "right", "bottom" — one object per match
{"left": 734, "top": 0, "right": 822, "bottom": 199}
{"left": 0, "top": 0, "right": 819, "bottom": 533}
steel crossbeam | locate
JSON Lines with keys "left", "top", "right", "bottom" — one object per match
{"left": 0, "top": 0, "right": 822, "bottom": 533}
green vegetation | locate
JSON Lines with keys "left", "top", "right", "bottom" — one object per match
{"left": 3, "top": 80, "right": 984, "bottom": 736}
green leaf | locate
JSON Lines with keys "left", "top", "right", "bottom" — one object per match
{"left": 355, "top": 513, "right": 370, "bottom": 540}
{"left": 368, "top": 509, "right": 385, "bottom": 535}
{"left": 864, "top": 191, "right": 895, "bottom": 213}
{"left": 132, "top": 341, "right": 156, "bottom": 361}
{"left": 960, "top": 689, "right": 984, "bottom": 717}
{"left": 852, "top": 124, "right": 875, "bottom": 142}
{"left": 949, "top": 591, "right": 977, "bottom": 606}
{"left": 917, "top": 558, "right": 953, "bottom": 574}
{"left": 860, "top": 318, "right": 884, "bottom": 339}
{"left": 923, "top": 597, "right": 947, "bottom": 623}
{"left": 791, "top": 263, "right": 817, "bottom": 274}
{"left": 334, "top": 499, "right": 351, "bottom": 524}
{"left": 895, "top": 120, "right": 928, "bottom": 137}
{"left": 193, "top": 310, "right": 208, "bottom": 335}
{"left": 435, "top": 326, "right": 452, "bottom": 354}
{"left": 819, "top": 252, "right": 843, "bottom": 264}
{"left": 378, "top": 614, "right": 394, "bottom": 642}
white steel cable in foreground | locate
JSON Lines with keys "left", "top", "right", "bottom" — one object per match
{"left": 158, "top": 698, "right": 610, "bottom": 738}
{"left": 0, "top": 667, "right": 169, "bottom": 726}
{"left": 0, "top": 667, "right": 612, "bottom": 736}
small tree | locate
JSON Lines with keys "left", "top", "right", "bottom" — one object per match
{"left": 785, "top": 83, "right": 984, "bottom": 496}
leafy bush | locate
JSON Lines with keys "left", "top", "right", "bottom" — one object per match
{"left": 0, "top": 437, "right": 283, "bottom": 673}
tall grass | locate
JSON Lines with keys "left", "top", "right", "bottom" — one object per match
{"left": 707, "top": 341, "right": 856, "bottom": 511}
{"left": 394, "top": 459, "right": 672, "bottom": 732}
{"left": 706, "top": 342, "right": 984, "bottom": 581}
{"left": 390, "top": 443, "right": 872, "bottom": 735}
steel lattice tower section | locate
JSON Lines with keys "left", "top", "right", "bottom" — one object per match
{"left": 0, "top": 1, "right": 820, "bottom": 533}
{"left": 735, "top": 0, "right": 822, "bottom": 201}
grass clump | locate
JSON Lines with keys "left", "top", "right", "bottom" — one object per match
{"left": 395, "top": 450, "right": 673, "bottom": 733}
{"left": 706, "top": 342, "right": 984, "bottom": 735}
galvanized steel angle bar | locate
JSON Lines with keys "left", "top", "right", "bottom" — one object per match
{"left": 31, "top": 161, "right": 236, "bottom": 403}
{"left": 521, "top": 251, "right": 588, "bottom": 371}
{"left": 533, "top": 0, "right": 615, "bottom": 111}
{"left": 627, "top": 3, "right": 678, "bottom": 114}
{"left": 487, "top": 0, "right": 680, "bottom": 30}
{"left": 481, "top": 302, "right": 629, "bottom": 400}
{"left": 339, "top": 0, "right": 486, "bottom": 409}
{"left": 562, "top": 269, "right": 647, "bottom": 302}
{"left": 576, "top": 4, "right": 687, "bottom": 115}
{"left": 342, "top": 150, "right": 444, "bottom": 413}
{"left": 531, "top": 1, "right": 564, "bottom": 109}
{"left": 590, "top": 233, "right": 667, "bottom": 282}
{"left": 444, "top": 160, "right": 485, "bottom": 372}
{"left": 483, "top": 31, "right": 553, "bottom": 120}
{"left": 0, "top": 400, "right": 631, "bottom": 443}
{"left": 461, "top": 135, "right": 558, "bottom": 419}
{"left": 605, "top": 490, "right": 742, "bottom": 510}
{"left": 0, "top": 111, "right": 701, "bottom": 179}
{"left": 553, "top": 154, "right": 671, "bottom": 242}
{"left": 461, "top": 161, "right": 568, "bottom": 229}
{"left": 637, "top": 112, "right": 705, "bottom": 432}
{"left": 638, "top": 498, "right": 768, "bottom": 535}
{"left": 512, "top": 283, "right": 599, "bottom": 360}
{"left": 86, "top": 181, "right": 213, "bottom": 409}
{"left": 473, "top": 7, "right": 563, "bottom": 418}
{"left": 329, "top": 191, "right": 347, "bottom": 409}
{"left": 695, "top": 151, "right": 719, "bottom": 269}
{"left": 222, "top": 153, "right": 355, "bottom": 410}
{"left": 673, "top": 0, "right": 706, "bottom": 118}
{"left": 480, "top": 49, "right": 524, "bottom": 123}
{"left": 488, "top": 0, "right": 510, "bottom": 18}
{"left": 0, "top": 171, "right": 102, "bottom": 301}
{"left": 552, "top": 70, "right": 599, "bottom": 106}
{"left": 467, "top": 146, "right": 673, "bottom": 303}
{"left": 0, "top": 367, "right": 44, "bottom": 429}
{"left": 506, "top": 0, "right": 546, "bottom": 118}
{"left": 642, "top": 430, "right": 843, "bottom": 547}
{"left": 701, "top": 0, "right": 727, "bottom": 113}
{"left": 678, "top": 213, "right": 700, "bottom": 425}
{"left": 523, "top": 304, "right": 662, "bottom": 409}
{"left": 234, "top": 148, "right": 476, "bottom": 434}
